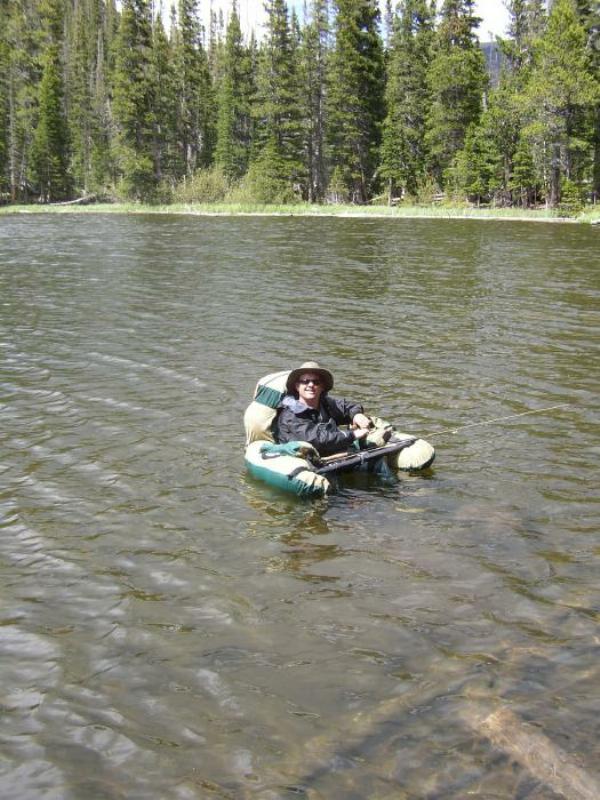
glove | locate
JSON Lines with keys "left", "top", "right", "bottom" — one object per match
{"left": 365, "top": 425, "right": 393, "bottom": 448}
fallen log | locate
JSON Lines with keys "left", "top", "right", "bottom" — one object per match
{"left": 49, "top": 194, "right": 97, "bottom": 206}
{"left": 463, "top": 705, "right": 600, "bottom": 800}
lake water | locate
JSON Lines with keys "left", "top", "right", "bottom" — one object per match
{"left": 1, "top": 213, "right": 598, "bottom": 799}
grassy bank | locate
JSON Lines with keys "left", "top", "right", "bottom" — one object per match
{"left": 1, "top": 200, "right": 599, "bottom": 223}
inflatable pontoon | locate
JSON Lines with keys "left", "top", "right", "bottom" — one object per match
{"left": 244, "top": 370, "right": 435, "bottom": 497}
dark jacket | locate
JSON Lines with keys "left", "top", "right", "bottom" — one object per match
{"left": 274, "top": 394, "right": 363, "bottom": 456}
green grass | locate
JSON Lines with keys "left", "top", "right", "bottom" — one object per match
{"left": 1, "top": 199, "right": 599, "bottom": 223}
{"left": 576, "top": 207, "right": 600, "bottom": 225}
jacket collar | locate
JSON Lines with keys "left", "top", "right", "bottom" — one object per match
{"left": 281, "top": 394, "right": 316, "bottom": 414}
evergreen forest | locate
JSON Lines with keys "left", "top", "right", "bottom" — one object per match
{"left": 1, "top": 0, "right": 599, "bottom": 210}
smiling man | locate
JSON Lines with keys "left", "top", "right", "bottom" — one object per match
{"left": 274, "top": 361, "right": 372, "bottom": 456}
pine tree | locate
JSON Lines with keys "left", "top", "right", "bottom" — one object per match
{"left": 30, "top": 0, "right": 71, "bottom": 201}
{"left": 573, "top": 0, "right": 600, "bottom": 199}
{"left": 0, "top": 8, "right": 9, "bottom": 196}
{"left": 149, "top": 15, "right": 178, "bottom": 187}
{"left": 172, "top": 0, "right": 214, "bottom": 178}
{"left": 5, "top": 0, "right": 44, "bottom": 201}
{"left": 65, "top": 0, "right": 99, "bottom": 194}
{"left": 112, "top": 0, "right": 157, "bottom": 199}
{"left": 483, "top": 82, "right": 525, "bottom": 203}
{"left": 523, "top": 0, "right": 599, "bottom": 206}
{"left": 447, "top": 116, "right": 503, "bottom": 204}
{"left": 499, "top": 0, "right": 528, "bottom": 71}
{"left": 208, "top": 6, "right": 225, "bottom": 83}
{"left": 103, "top": 0, "right": 120, "bottom": 72}
{"left": 496, "top": 1, "right": 542, "bottom": 112}
{"left": 380, "top": 0, "right": 434, "bottom": 201}
{"left": 382, "top": 0, "right": 394, "bottom": 47}
{"left": 214, "top": 3, "right": 255, "bottom": 180}
{"left": 253, "top": 0, "right": 303, "bottom": 194}
{"left": 509, "top": 134, "right": 538, "bottom": 206}
{"left": 327, "top": 0, "right": 385, "bottom": 202}
{"left": 31, "top": 43, "right": 71, "bottom": 201}
{"left": 298, "top": 0, "right": 330, "bottom": 201}
{"left": 526, "top": 0, "right": 547, "bottom": 42}
{"left": 488, "top": 1, "right": 543, "bottom": 206}
{"left": 425, "top": 0, "right": 488, "bottom": 186}
{"left": 90, "top": 0, "right": 118, "bottom": 192}
{"left": 201, "top": 36, "right": 217, "bottom": 167}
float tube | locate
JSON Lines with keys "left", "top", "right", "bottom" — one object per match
{"left": 244, "top": 370, "right": 435, "bottom": 497}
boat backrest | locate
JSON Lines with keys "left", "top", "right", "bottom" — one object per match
{"left": 243, "top": 370, "right": 290, "bottom": 445}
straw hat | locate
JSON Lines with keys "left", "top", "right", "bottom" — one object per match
{"left": 286, "top": 361, "right": 334, "bottom": 394}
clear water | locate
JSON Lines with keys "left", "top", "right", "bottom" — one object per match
{"left": 1, "top": 214, "right": 598, "bottom": 799}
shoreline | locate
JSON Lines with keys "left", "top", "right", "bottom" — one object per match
{"left": 1, "top": 201, "right": 598, "bottom": 224}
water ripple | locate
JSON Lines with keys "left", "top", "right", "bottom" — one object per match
{"left": 1, "top": 214, "right": 598, "bottom": 798}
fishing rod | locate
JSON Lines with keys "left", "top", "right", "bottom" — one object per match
{"left": 423, "top": 403, "right": 571, "bottom": 439}
{"left": 316, "top": 437, "right": 416, "bottom": 475}
{"left": 314, "top": 403, "right": 570, "bottom": 475}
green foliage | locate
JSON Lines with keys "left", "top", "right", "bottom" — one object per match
{"left": 380, "top": 0, "right": 434, "bottom": 201}
{"left": 445, "top": 121, "right": 502, "bottom": 204}
{"left": 113, "top": 152, "right": 155, "bottom": 201}
{"left": 150, "top": 17, "right": 178, "bottom": 183}
{"left": 172, "top": 165, "right": 230, "bottom": 203}
{"left": 327, "top": 0, "right": 385, "bottom": 202}
{"left": 5, "top": 0, "right": 44, "bottom": 201}
{"left": 499, "top": 0, "right": 528, "bottom": 70}
{"left": 253, "top": 0, "right": 304, "bottom": 191}
{"left": 413, "top": 173, "right": 443, "bottom": 204}
{"left": 509, "top": 135, "right": 538, "bottom": 206}
{"left": 230, "top": 140, "right": 298, "bottom": 204}
{"left": 215, "top": 6, "right": 255, "bottom": 180}
{"left": 451, "top": 79, "right": 529, "bottom": 206}
{"left": 557, "top": 176, "right": 584, "bottom": 216}
{"left": 425, "top": 0, "right": 488, "bottom": 183}
{"left": 298, "top": 0, "right": 330, "bottom": 201}
{"left": 326, "top": 165, "right": 350, "bottom": 203}
{"left": 65, "top": 0, "right": 118, "bottom": 195}
{"left": 31, "top": 49, "right": 71, "bottom": 201}
{"left": 523, "top": 0, "right": 599, "bottom": 206}
{"left": 65, "top": 0, "right": 92, "bottom": 192}
{"left": 499, "top": 0, "right": 547, "bottom": 73}
{"left": 30, "top": 0, "right": 71, "bottom": 203}
{"left": 0, "top": 20, "right": 9, "bottom": 196}
{"left": 112, "top": 0, "right": 157, "bottom": 199}
{"left": 172, "top": 0, "right": 215, "bottom": 178}
{"left": 1, "top": 0, "right": 598, "bottom": 209}
{"left": 574, "top": 0, "right": 600, "bottom": 198}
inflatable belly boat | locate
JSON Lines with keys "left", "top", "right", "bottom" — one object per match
{"left": 244, "top": 370, "right": 435, "bottom": 498}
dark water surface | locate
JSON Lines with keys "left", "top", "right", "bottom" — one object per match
{"left": 1, "top": 214, "right": 598, "bottom": 799}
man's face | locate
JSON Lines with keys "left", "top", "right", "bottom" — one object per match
{"left": 296, "top": 373, "right": 323, "bottom": 405}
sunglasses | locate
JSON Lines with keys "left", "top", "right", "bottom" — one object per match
{"left": 298, "top": 378, "right": 322, "bottom": 386}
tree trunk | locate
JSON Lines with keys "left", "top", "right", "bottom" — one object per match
{"left": 8, "top": 68, "right": 17, "bottom": 202}
{"left": 593, "top": 105, "right": 600, "bottom": 203}
{"left": 548, "top": 143, "right": 561, "bottom": 207}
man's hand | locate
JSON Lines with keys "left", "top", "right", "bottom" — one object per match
{"left": 352, "top": 413, "right": 371, "bottom": 430}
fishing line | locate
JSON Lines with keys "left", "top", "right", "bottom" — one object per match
{"left": 424, "top": 403, "right": 571, "bottom": 439}
{"left": 322, "top": 405, "right": 570, "bottom": 470}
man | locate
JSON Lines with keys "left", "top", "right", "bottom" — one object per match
{"left": 275, "top": 361, "right": 372, "bottom": 457}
